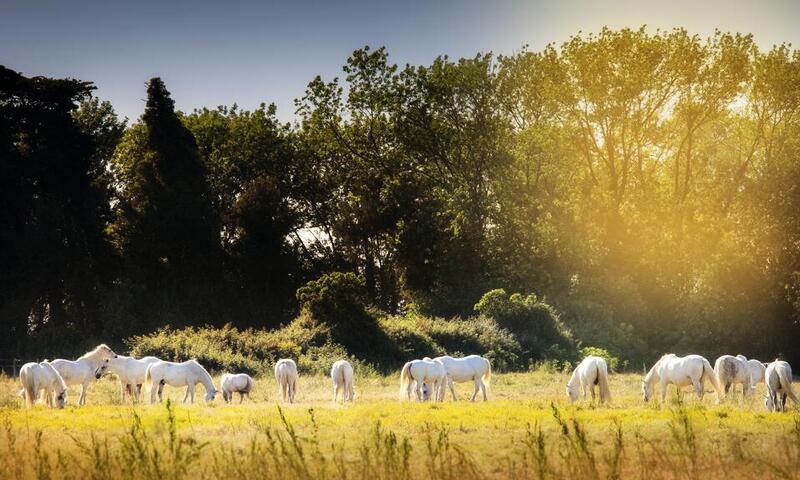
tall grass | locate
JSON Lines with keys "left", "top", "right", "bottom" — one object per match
{"left": 2, "top": 371, "right": 800, "bottom": 480}
{"left": 3, "top": 403, "right": 800, "bottom": 480}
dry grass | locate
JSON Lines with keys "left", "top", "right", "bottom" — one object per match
{"left": 1, "top": 371, "right": 798, "bottom": 479}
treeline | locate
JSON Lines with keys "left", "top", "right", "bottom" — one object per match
{"left": 2, "top": 27, "right": 800, "bottom": 366}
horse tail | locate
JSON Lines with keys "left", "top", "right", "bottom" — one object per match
{"left": 399, "top": 362, "right": 412, "bottom": 400}
{"left": 144, "top": 364, "right": 154, "bottom": 393}
{"left": 778, "top": 367, "right": 799, "bottom": 405}
{"left": 482, "top": 358, "right": 492, "bottom": 386}
{"left": 21, "top": 374, "right": 36, "bottom": 408}
{"left": 703, "top": 357, "right": 723, "bottom": 399}
{"left": 597, "top": 361, "right": 611, "bottom": 404}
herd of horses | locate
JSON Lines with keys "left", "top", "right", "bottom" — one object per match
{"left": 15, "top": 345, "right": 799, "bottom": 413}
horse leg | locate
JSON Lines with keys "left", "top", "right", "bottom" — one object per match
{"left": 691, "top": 378, "right": 703, "bottom": 400}
{"left": 590, "top": 384, "right": 596, "bottom": 401}
{"left": 471, "top": 380, "right": 479, "bottom": 402}
{"left": 660, "top": 380, "right": 668, "bottom": 405}
{"left": 80, "top": 382, "right": 89, "bottom": 406}
{"left": 479, "top": 379, "right": 488, "bottom": 401}
{"left": 449, "top": 378, "right": 457, "bottom": 401}
{"left": 333, "top": 384, "right": 339, "bottom": 402}
{"left": 183, "top": 386, "right": 191, "bottom": 403}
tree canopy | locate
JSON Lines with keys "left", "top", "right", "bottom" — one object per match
{"left": 2, "top": 27, "right": 799, "bottom": 366}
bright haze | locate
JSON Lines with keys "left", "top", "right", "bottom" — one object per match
{"left": 2, "top": 0, "right": 798, "bottom": 122}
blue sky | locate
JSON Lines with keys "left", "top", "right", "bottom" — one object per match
{"left": 2, "top": 0, "right": 798, "bottom": 122}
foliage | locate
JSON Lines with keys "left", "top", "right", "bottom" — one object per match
{"left": 4, "top": 27, "right": 800, "bottom": 367}
{"left": 380, "top": 312, "right": 522, "bottom": 371}
{"left": 296, "top": 272, "right": 404, "bottom": 364}
{"left": 579, "top": 346, "right": 622, "bottom": 372}
{"left": 474, "top": 289, "right": 576, "bottom": 366}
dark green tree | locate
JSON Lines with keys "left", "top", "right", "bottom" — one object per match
{"left": 113, "top": 78, "right": 223, "bottom": 330}
{"left": 0, "top": 66, "right": 113, "bottom": 355}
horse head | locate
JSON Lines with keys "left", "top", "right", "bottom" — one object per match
{"left": 566, "top": 383, "right": 579, "bottom": 403}
{"left": 55, "top": 390, "right": 67, "bottom": 409}
{"left": 763, "top": 393, "right": 774, "bottom": 412}
{"left": 642, "top": 380, "right": 651, "bottom": 402}
{"left": 96, "top": 344, "right": 118, "bottom": 359}
{"left": 95, "top": 360, "right": 109, "bottom": 379}
{"left": 421, "top": 383, "right": 432, "bottom": 401}
{"left": 205, "top": 388, "right": 218, "bottom": 403}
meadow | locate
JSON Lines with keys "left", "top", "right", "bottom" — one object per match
{"left": 1, "top": 370, "right": 798, "bottom": 480}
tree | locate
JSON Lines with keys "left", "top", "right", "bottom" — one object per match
{"left": 112, "top": 78, "right": 223, "bottom": 330}
{"left": 0, "top": 66, "right": 113, "bottom": 354}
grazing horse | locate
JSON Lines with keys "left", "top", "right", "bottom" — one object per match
{"left": 51, "top": 344, "right": 118, "bottom": 406}
{"left": 220, "top": 373, "right": 254, "bottom": 403}
{"left": 331, "top": 360, "right": 355, "bottom": 402}
{"left": 567, "top": 356, "right": 611, "bottom": 404}
{"left": 433, "top": 355, "right": 491, "bottom": 402}
{"left": 643, "top": 354, "right": 721, "bottom": 405}
{"left": 107, "top": 355, "right": 161, "bottom": 403}
{"left": 764, "top": 360, "right": 798, "bottom": 412}
{"left": 399, "top": 358, "right": 447, "bottom": 402}
{"left": 736, "top": 355, "right": 767, "bottom": 388}
{"left": 19, "top": 361, "right": 68, "bottom": 409}
{"left": 145, "top": 360, "right": 218, "bottom": 404}
{"left": 275, "top": 359, "right": 298, "bottom": 403}
{"left": 714, "top": 355, "right": 752, "bottom": 401}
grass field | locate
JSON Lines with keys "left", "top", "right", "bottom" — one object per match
{"left": 1, "top": 370, "right": 798, "bottom": 480}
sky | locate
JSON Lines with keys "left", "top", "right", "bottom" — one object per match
{"left": 2, "top": 0, "right": 798, "bottom": 123}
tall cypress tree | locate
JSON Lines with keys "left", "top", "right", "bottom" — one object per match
{"left": 117, "top": 78, "right": 222, "bottom": 328}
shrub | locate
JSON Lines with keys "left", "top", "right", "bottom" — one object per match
{"left": 474, "top": 289, "right": 576, "bottom": 366}
{"left": 580, "top": 346, "right": 622, "bottom": 372}
{"left": 126, "top": 318, "right": 345, "bottom": 375}
{"left": 380, "top": 312, "right": 522, "bottom": 371}
{"left": 296, "top": 272, "right": 403, "bottom": 364}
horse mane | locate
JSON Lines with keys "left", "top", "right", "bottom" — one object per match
{"left": 643, "top": 354, "right": 674, "bottom": 384}
{"left": 192, "top": 361, "right": 214, "bottom": 385}
{"left": 78, "top": 344, "right": 110, "bottom": 360}
{"left": 566, "top": 366, "right": 580, "bottom": 389}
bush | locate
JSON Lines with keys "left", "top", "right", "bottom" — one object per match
{"left": 127, "top": 318, "right": 344, "bottom": 375}
{"left": 380, "top": 312, "right": 522, "bottom": 371}
{"left": 296, "top": 272, "right": 403, "bottom": 364}
{"left": 474, "top": 289, "right": 576, "bottom": 366}
{"left": 580, "top": 346, "right": 623, "bottom": 372}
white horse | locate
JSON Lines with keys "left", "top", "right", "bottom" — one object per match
{"left": 220, "top": 373, "right": 254, "bottom": 403}
{"left": 107, "top": 355, "right": 161, "bottom": 403}
{"left": 399, "top": 358, "right": 447, "bottom": 402}
{"left": 51, "top": 344, "right": 118, "bottom": 406}
{"left": 764, "top": 360, "right": 798, "bottom": 412}
{"left": 567, "top": 356, "right": 611, "bottom": 404}
{"left": 433, "top": 355, "right": 491, "bottom": 401}
{"left": 642, "top": 354, "right": 721, "bottom": 404}
{"left": 714, "top": 355, "right": 753, "bottom": 401}
{"left": 331, "top": 360, "right": 355, "bottom": 402}
{"left": 19, "top": 361, "right": 68, "bottom": 409}
{"left": 145, "top": 360, "right": 218, "bottom": 404}
{"left": 275, "top": 359, "right": 298, "bottom": 403}
{"left": 736, "top": 355, "right": 767, "bottom": 388}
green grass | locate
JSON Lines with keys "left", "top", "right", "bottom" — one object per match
{"left": 1, "top": 371, "right": 798, "bottom": 479}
